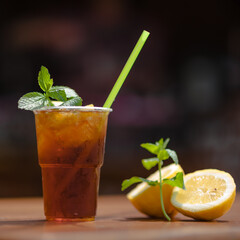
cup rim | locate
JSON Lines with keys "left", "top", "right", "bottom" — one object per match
{"left": 33, "top": 106, "right": 112, "bottom": 113}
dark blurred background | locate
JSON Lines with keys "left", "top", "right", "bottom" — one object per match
{"left": 0, "top": 0, "right": 239, "bottom": 197}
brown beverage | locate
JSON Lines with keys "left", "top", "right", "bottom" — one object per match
{"left": 34, "top": 106, "right": 111, "bottom": 221}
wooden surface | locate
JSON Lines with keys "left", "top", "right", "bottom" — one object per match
{"left": 0, "top": 194, "right": 240, "bottom": 240}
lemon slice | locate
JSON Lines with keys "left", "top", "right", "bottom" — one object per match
{"left": 52, "top": 101, "right": 63, "bottom": 106}
{"left": 127, "top": 163, "right": 184, "bottom": 218}
{"left": 52, "top": 102, "right": 94, "bottom": 107}
{"left": 171, "top": 169, "right": 236, "bottom": 220}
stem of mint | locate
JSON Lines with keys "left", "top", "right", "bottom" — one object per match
{"left": 158, "top": 161, "right": 171, "bottom": 221}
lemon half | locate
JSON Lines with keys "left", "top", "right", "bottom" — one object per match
{"left": 170, "top": 169, "right": 236, "bottom": 220}
{"left": 127, "top": 163, "right": 184, "bottom": 218}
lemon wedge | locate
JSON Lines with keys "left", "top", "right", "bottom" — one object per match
{"left": 52, "top": 101, "right": 63, "bottom": 106}
{"left": 52, "top": 102, "right": 94, "bottom": 107}
{"left": 127, "top": 163, "right": 184, "bottom": 218}
{"left": 170, "top": 169, "right": 236, "bottom": 220}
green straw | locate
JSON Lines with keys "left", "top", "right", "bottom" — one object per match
{"left": 103, "top": 30, "right": 150, "bottom": 108}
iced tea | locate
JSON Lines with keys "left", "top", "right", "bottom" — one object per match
{"left": 34, "top": 107, "right": 111, "bottom": 221}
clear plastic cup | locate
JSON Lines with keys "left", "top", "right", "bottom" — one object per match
{"left": 34, "top": 106, "right": 111, "bottom": 221}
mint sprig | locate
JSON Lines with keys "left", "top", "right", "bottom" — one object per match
{"left": 18, "top": 66, "right": 82, "bottom": 110}
{"left": 121, "top": 138, "right": 185, "bottom": 221}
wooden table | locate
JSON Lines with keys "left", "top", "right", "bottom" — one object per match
{"left": 0, "top": 194, "right": 239, "bottom": 240}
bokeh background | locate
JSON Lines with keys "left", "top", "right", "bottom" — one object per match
{"left": 0, "top": 0, "right": 240, "bottom": 197}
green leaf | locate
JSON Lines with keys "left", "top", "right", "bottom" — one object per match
{"left": 140, "top": 143, "right": 159, "bottom": 155}
{"left": 144, "top": 179, "right": 159, "bottom": 186}
{"left": 38, "top": 66, "right": 53, "bottom": 92}
{"left": 163, "top": 172, "right": 185, "bottom": 189}
{"left": 157, "top": 149, "right": 170, "bottom": 161}
{"left": 18, "top": 92, "right": 48, "bottom": 110}
{"left": 163, "top": 138, "right": 170, "bottom": 149}
{"left": 156, "top": 138, "right": 164, "bottom": 148}
{"left": 44, "top": 98, "right": 54, "bottom": 107}
{"left": 61, "top": 96, "right": 82, "bottom": 106}
{"left": 166, "top": 149, "right": 178, "bottom": 164}
{"left": 48, "top": 89, "right": 67, "bottom": 101}
{"left": 142, "top": 158, "right": 159, "bottom": 170}
{"left": 121, "top": 177, "right": 158, "bottom": 191}
{"left": 156, "top": 138, "right": 170, "bottom": 150}
{"left": 50, "top": 86, "right": 79, "bottom": 98}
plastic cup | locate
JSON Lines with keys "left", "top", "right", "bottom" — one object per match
{"left": 33, "top": 106, "right": 112, "bottom": 221}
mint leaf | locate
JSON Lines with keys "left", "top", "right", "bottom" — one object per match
{"left": 61, "top": 96, "right": 82, "bottom": 106}
{"left": 166, "top": 149, "right": 178, "bottom": 164}
{"left": 157, "top": 149, "right": 169, "bottom": 161}
{"left": 50, "top": 86, "right": 78, "bottom": 98}
{"left": 48, "top": 89, "right": 67, "bottom": 101}
{"left": 38, "top": 66, "right": 53, "bottom": 92}
{"left": 144, "top": 179, "right": 159, "bottom": 186}
{"left": 140, "top": 143, "right": 159, "bottom": 155}
{"left": 163, "top": 172, "right": 185, "bottom": 189}
{"left": 156, "top": 138, "right": 170, "bottom": 150}
{"left": 156, "top": 138, "right": 164, "bottom": 148}
{"left": 162, "top": 138, "right": 170, "bottom": 149}
{"left": 121, "top": 177, "right": 158, "bottom": 191}
{"left": 44, "top": 98, "right": 54, "bottom": 107}
{"left": 142, "top": 158, "right": 159, "bottom": 170}
{"left": 18, "top": 92, "right": 48, "bottom": 110}
{"left": 121, "top": 177, "right": 143, "bottom": 191}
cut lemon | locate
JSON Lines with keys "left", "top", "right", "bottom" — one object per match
{"left": 127, "top": 163, "right": 184, "bottom": 218}
{"left": 52, "top": 102, "right": 94, "bottom": 107}
{"left": 52, "top": 101, "right": 63, "bottom": 106}
{"left": 85, "top": 104, "right": 94, "bottom": 107}
{"left": 171, "top": 169, "right": 236, "bottom": 220}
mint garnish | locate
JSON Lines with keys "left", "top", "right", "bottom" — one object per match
{"left": 18, "top": 66, "right": 82, "bottom": 110}
{"left": 121, "top": 138, "right": 185, "bottom": 221}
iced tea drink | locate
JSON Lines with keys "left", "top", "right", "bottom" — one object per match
{"left": 34, "top": 106, "right": 111, "bottom": 221}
